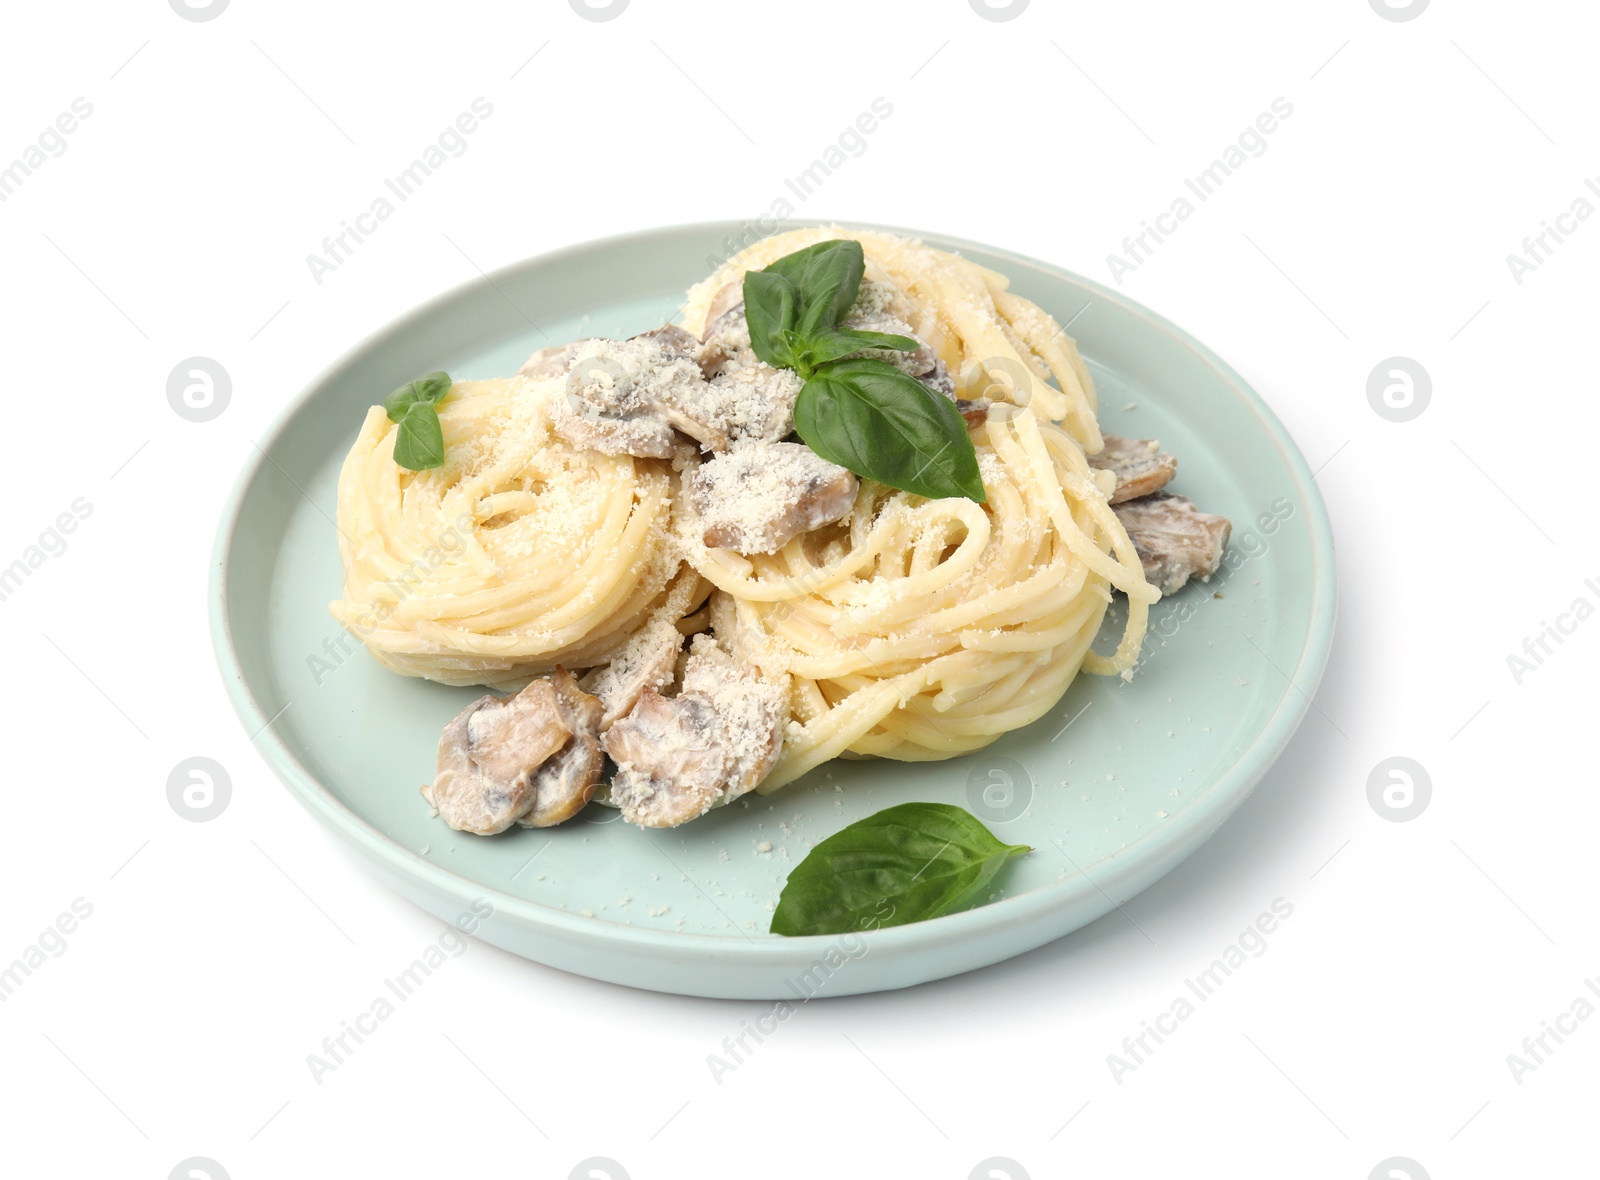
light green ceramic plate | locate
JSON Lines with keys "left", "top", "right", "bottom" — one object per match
{"left": 211, "top": 222, "right": 1335, "bottom": 999}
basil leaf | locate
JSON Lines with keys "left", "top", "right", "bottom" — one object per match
{"left": 795, "top": 358, "right": 986, "bottom": 502}
{"left": 801, "top": 328, "right": 922, "bottom": 368}
{"left": 765, "top": 239, "right": 867, "bottom": 341}
{"left": 770, "top": 802, "right": 1030, "bottom": 937}
{"left": 743, "top": 270, "right": 801, "bottom": 369}
{"left": 392, "top": 400, "right": 445, "bottom": 470}
{"left": 384, "top": 371, "right": 452, "bottom": 422}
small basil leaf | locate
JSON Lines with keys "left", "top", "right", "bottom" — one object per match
{"left": 392, "top": 401, "right": 445, "bottom": 470}
{"left": 766, "top": 239, "right": 867, "bottom": 339}
{"left": 802, "top": 328, "right": 922, "bottom": 368}
{"left": 795, "top": 358, "right": 986, "bottom": 503}
{"left": 770, "top": 802, "right": 1030, "bottom": 937}
{"left": 743, "top": 270, "right": 801, "bottom": 369}
{"left": 384, "top": 371, "right": 452, "bottom": 422}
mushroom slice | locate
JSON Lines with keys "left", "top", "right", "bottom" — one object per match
{"left": 631, "top": 323, "right": 701, "bottom": 361}
{"left": 640, "top": 321, "right": 731, "bottom": 382}
{"left": 699, "top": 302, "right": 746, "bottom": 351}
{"left": 554, "top": 411, "right": 678, "bottom": 459}
{"left": 1090, "top": 436, "right": 1179, "bottom": 505}
{"left": 694, "top": 302, "right": 804, "bottom": 441}
{"left": 698, "top": 365, "right": 802, "bottom": 444}
{"left": 688, "top": 441, "right": 858, "bottom": 555}
{"left": 679, "top": 638, "right": 785, "bottom": 798}
{"left": 518, "top": 670, "right": 604, "bottom": 828}
{"left": 630, "top": 319, "right": 720, "bottom": 374}
{"left": 955, "top": 397, "right": 990, "bottom": 428}
{"left": 423, "top": 680, "right": 573, "bottom": 835}
{"left": 652, "top": 401, "right": 731, "bottom": 453}
{"left": 550, "top": 337, "right": 715, "bottom": 458}
{"left": 580, "top": 620, "right": 685, "bottom": 727}
{"left": 696, "top": 302, "right": 749, "bottom": 379}
{"left": 602, "top": 638, "right": 787, "bottom": 828}
{"left": 518, "top": 341, "right": 583, "bottom": 380}
{"left": 922, "top": 359, "right": 957, "bottom": 401}
{"left": 844, "top": 280, "right": 938, "bottom": 378}
{"left": 603, "top": 690, "right": 731, "bottom": 828}
{"left": 1112, "top": 493, "right": 1232, "bottom": 596}
{"left": 702, "top": 281, "right": 745, "bottom": 338}
{"left": 552, "top": 331, "right": 816, "bottom": 458}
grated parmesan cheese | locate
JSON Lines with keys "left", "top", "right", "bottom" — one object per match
{"left": 688, "top": 442, "right": 857, "bottom": 555}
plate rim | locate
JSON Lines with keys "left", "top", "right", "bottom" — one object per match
{"left": 209, "top": 218, "right": 1337, "bottom": 965}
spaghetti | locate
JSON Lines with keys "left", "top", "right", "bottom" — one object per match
{"left": 680, "top": 229, "right": 1155, "bottom": 788}
{"left": 331, "top": 229, "right": 1156, "bottom": 793}
{"left": 330, "top": 377, "right": 706, "bottom": 687}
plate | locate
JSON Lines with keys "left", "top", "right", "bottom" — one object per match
{"left": 211, "top": 222, "right": 1336, "bottom": 999}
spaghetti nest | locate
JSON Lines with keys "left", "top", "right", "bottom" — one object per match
{"left": 330, "top": 377, "right": 704, "bottom": 687}
{"left": 679, "top": 228, "right": 1157, "bottom": 789}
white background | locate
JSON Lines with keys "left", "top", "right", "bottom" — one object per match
{"left": 2, "top": 1, "right": 1596, "bottom": 1177}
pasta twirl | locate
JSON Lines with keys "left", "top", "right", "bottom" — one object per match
{"left": 330, "top": 377, "right": 707, "bottom": 686}
{"left": 681, "top": 229, "right": 1156, "bottom": 788}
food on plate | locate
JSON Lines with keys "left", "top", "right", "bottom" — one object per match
{"left": 687, "top": 441, "right": 858, "bottom": 554}
{"left": 1088, "top": 434, "right": 1178, "bottom": 504}
{"left": 421, "top": 668, "right": 603, "bottom": 834}
{"left": 1111, "top": 493, "right": 1233, "bottom": 596}
{"left": 603, "top": 636, "right": 788, "bottom": 828}
{"left": 328, "top": 228, "right": 1233, "bottom": 832}
{"left": 330, "top": 376, "right": 704, "bottom": 685}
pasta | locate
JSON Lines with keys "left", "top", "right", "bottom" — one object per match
{"left": 330, "top": 377, "right": 707, "bottom": 686}
{"left": 680, "top": 229, "right": 1156, "bottom": 789}
{"left": 331, "top": 228, "right": 1158, "bottom": 800}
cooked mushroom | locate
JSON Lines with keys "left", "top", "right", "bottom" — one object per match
{"left": 631, "top": 323, "right": 700, "bottom": 358}
{"left": 551, "top": 337, "right": 719, "bottom": 458}
{"left": 694, "top": 318, "right": 802, "bottom": 442}
{"left": 688, "top": 441, "right": 858, "bottom": 555}
{"left": 518, "top": 670, "right": 605, "bottom": 827}
{"left": 696, "top": 304, "right": 745, "bottom": 373}
{"left": 699, "top": 365, "right": 802, "bottom": 444}
{"left": 424, "top": 670, "right": 605, "bottom": 834}
{"left": 691, "top": 290, "right": 816, "bottom": 443}
{"left": 547, "top": 331, "right": 820, "bottom": 457}
{"left": 518, "top": 341, "right": 583, "bottom": 380}
{"left": 843, "top": 279, "right": 938, "bottom": 378}
{"left": 634, "top": 322, "right": 727, "bottom": 381}
{"left": 423, "top": 680, "right": 574, "bottom": 835}
{"left": 655, "top": 403, "right": 731, "bottom": 452}
{"left": 701, "top": 281, "right": 744, "bottom": 338}
{"left": 553, "top": 408, "right": 677, "bottom": 459}
{"left": 1113, "top": 493, "right": 1232, "bottom": 596}
{"left": 602, "top": 638, "right": 786, "bottom": 828}
{"left": 546, "top": 275, "right": 947, "bottom": 462}
{"left": 602, "top": 690, "right": 730, "bottom": 828}
{"left": 1090, "top": 436, "right": 1179, "bottom": 504}
{"left": 580, "top": 620, "right": 685, "bottom": 727}
{"left": 922, "top": 359, "right": 957, "bottom": 400}
{"left": 679, "top": 639, "right": 785, "bottom": 798}
{"left": 955, "top": 397, "right": 990, "bottom": 428}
